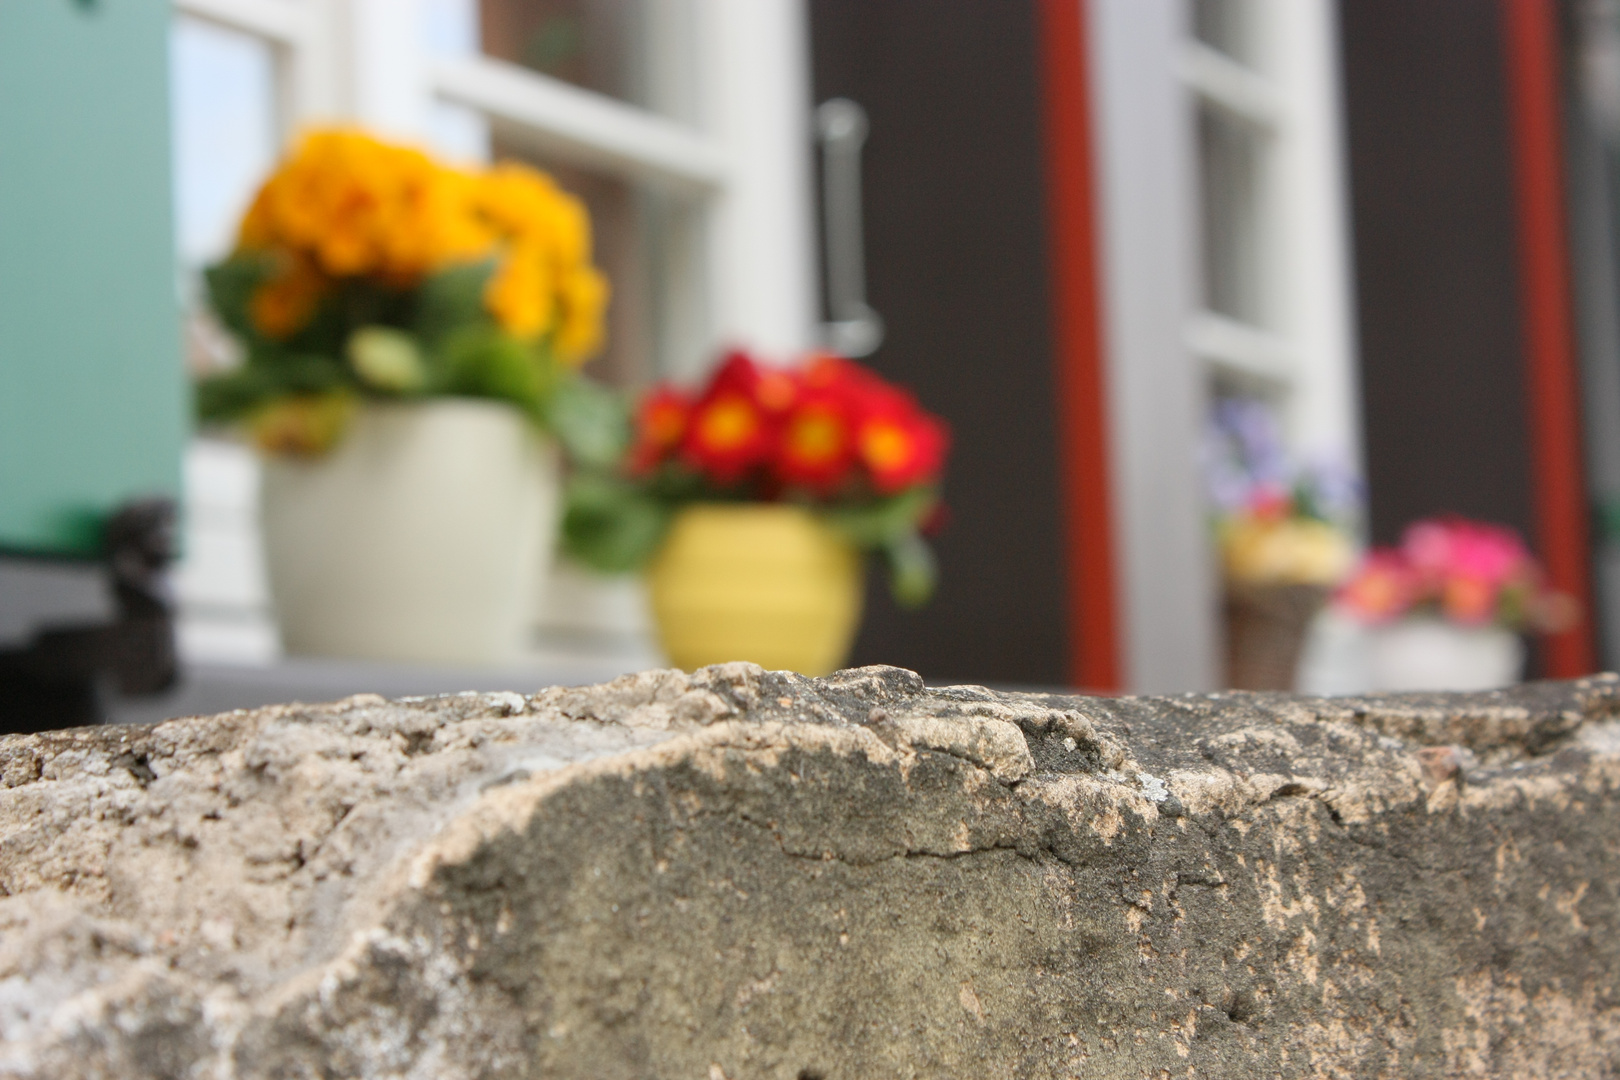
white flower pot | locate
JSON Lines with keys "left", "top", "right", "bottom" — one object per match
{"left": 261, "top": 399, "right": 557, "bottom": 665}
{"left": 1364, "top": 617, "right": 1525, "bottom": 693}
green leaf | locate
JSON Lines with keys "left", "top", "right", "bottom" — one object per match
{"left": 414, "top": 261, "right": 497, "bottom": 350}
{"left": 347, "top": 326, "right": 427, "bottom": 393}
{"left": 251, "top": 349, "right": 352, "bottom": 394}
{"left": 561, "top": 473, "right": 672, "bottom": 573}
{"left": 203, "top": 254, "right": 276, "bottom": 344}
{"left": 441, "top": 326, "right": 557, "bottom": 419}
{"left": 820, "top": 486, "right": 938, "bottom": 548}
{"left": 882, "top": 528, "right": 938, "bottom": 609}
{"left": 545, "top": 377, "right": 631, "bottom": 471}
{"left": 194, "top": 349, "right": 351, "bottom": 424}
{"left": 195, "top": 367, "right": 276, "bottom": 423}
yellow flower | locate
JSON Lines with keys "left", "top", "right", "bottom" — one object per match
{"left": 248, "top": 391, "right": 356, "bottom": 457}
{"left": 483, "top": 245, "right": 552, "bottom": 340}
{"left": 235, "top": 128, "right": 606, "bottom": 357}
{"left": 1222, "top": 517, "right": 1353, "bottom": 586}
{"left": 553, "top": 267, "right": 609, "bottom": 363}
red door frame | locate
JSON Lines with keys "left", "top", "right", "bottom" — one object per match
{"left": 1501, "top": 0, "right": 1598, "bottom": 676}
{"left": 1035, "top": 0, "right": 1121, "bottom": 691}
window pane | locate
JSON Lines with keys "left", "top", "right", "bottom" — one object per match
{"left": 169, "top": 16, "right": 284, "bottom": 664}
{"left": 1197, "top": 103, "right": 1270, "bottom": 328}
{"left": 477, "top": 0, "right": 700, "bottom": 123}
{"left": 171, "top": 17, "right": 278, "bottom": 272}
{"left": 171, "top": 16, "right": 282, "bottom": 378}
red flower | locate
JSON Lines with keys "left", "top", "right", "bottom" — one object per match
{"left": 796, "top": 352, "right": 949, "bottom": 492}
{"left": 754, "top": 365, "right": 800, "bottom": 417}
{"left": 682, "top": 391, "right": 772, "bottom": 482}
{"left": 856, "top": 396, "right": 949, "bottom": 494}
{"left": 776, "top": 388, "right": 856, "bottom": 493}
{"left": 706, "top": 349, "right": 767, "bottom": 397}
{"left": 681, "top": 352, "right": 775, "bottom": 482}
{"left": 1247, "top": 484, "right": 1292, "bottom": 523}
{"left": 801, "top": 352, "right": 879, "bottom": 398}
{"left": 630, "top": 347, "right": 950, "bottom": 495}
{"left": 628, "top": 385, "right": 690, "bottom": 473}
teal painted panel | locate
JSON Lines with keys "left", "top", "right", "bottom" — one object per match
{"left": 0, "top": 0, "right": 185, "bottom": 556}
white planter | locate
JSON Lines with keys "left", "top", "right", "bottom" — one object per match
{"left": 261, "top": 399, "right": 558, "bottom": 665}
{"left": 1365, "top": 617, "right": 1525, "bottom": 693}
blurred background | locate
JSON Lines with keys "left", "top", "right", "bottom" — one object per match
{"left": 4, "top": 0, "right": 1619, "bottom": 728}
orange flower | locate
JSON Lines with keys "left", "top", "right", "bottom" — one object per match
{"left": 1441, "top": 575, "right": 1497, "bottom": 625}
{"left": 1336, "top": 550, "right": 1417, "bottom": 622}
{"left": 250, "top": 257, "right": 327, "bottom": 339}
{"left": 629, "top": 386, "right": 691, "bottom": 472}
{"left": 234, "top": 129, "right": 607, "bottom": 357}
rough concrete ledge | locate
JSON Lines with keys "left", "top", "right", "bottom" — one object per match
{"left": 3, "top": 665, "right": 1620, "bottom": 1078}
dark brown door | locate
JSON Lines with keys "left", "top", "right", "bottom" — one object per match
{"left": 809, "top": 0, "right": 1071, "bottom": 686}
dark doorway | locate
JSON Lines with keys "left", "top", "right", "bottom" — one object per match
{"left": 808, "top": 0, "right": 1070, "bottom": 686}
{"left": 1338, "top": 0, "right": 1536, "bottom": 548}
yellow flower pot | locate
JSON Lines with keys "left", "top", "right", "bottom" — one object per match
{"left": 647, "top": 504, "right": 864, "bottom": 675}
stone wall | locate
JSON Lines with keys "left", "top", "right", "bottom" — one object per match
{"left": 2, "top": 664, "right": 1619, "bottom": 1077}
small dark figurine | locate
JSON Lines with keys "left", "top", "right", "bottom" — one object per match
{"left": 103, "top": 498, "right": 179, "bottom": 695}
{"left": 0, "top": 497, "right": 179, "bottom": 734}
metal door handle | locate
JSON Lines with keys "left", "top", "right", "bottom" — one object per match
{"left": 816, "top": 97, "right": 885, "bottom": 357}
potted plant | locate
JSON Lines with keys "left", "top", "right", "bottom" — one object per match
{"left": 1205, "top": 398, "right": 1359, "bottom": 689}
{"left": 562, "top": 350, "right": 949, "bottom": 675}
{"left": 1337, "top": 516, "right": 1574, "bottom": 691}
{"left": 195, "top": 129, "right": 614, "bottom": 665}
{"left": 1216, "top": 486, "right": 1357, "bottom": 690}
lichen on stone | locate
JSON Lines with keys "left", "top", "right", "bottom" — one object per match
{"left": 2, "top": 666, "right": 1619, "bottom": 1078}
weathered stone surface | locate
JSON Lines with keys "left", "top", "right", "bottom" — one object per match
{"left": 2, "top": 664, "right": 1620, "bottom": 1078}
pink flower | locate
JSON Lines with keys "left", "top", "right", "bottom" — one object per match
{"left": 1340, "top": 515, "right": 1559, "bottom": 629}
{"left": 1401, "top": 517, "right": 1531, "bottom": 588}
{"left": 1451, "top": 524, "right": 1532, "bottom": 583}
{"left": 1337, "top": 549, "right": 1418, "bottom": 622}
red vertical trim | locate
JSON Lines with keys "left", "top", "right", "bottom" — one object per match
{"left": 1036, "top": 0, "right": 1121, "bottom": 691}
{"left": 1501, "top": 0, "right": 1597, "bottom": 676}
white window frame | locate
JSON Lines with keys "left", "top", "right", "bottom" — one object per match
{"left": 1178, "top": 0, "right": 1362, "bottom": 465}
{"left": 1087, "top": 0, "right": 1360, "bottom": 692}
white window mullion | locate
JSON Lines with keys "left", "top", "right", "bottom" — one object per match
{"left": 330, "top": 0, "right": 431, "bottom": 139}
{"left": 1185, "top": 311, "right": 1298, "bottom": 387}
{"left": 1178, "top": 41, "right": 1287, "bottom": 130}
{"left": 173, "top": 0, "right": 310, "bottom": 47}
{"left": 1090, "top": 0, "right": 1222, "bottom": 692}
{"left": 430, "top": 56, "right": 727, "bottom": 191}
{"left": 171, "top": 0, "right": 300, "bottom": 665}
